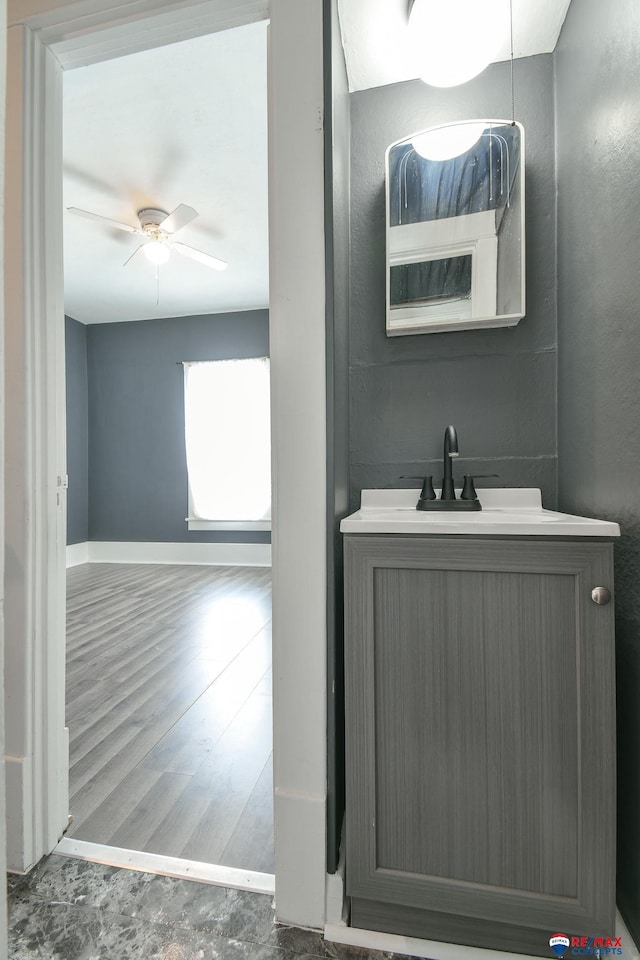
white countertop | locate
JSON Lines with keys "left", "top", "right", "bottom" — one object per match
{"left": 340, "top": 488, "right": 621, "bottom": 537}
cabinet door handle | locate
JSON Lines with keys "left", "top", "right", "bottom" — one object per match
{"left": 591, "top": 586, "right": 612, "bottom": 605}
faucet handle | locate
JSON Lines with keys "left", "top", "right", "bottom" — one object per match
{"left": 419, "top": 476, "right": 436, "bottom": 501}
{"left": 460, "top": 474, "right": 499, "bottom": 501}
{"left": 400, "top": 476, "right": 437, "bottom": 501}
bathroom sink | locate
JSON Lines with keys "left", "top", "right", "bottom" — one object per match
{"left": 340, "top": 488, "right": 620, "bottom": 537}
{"left": 358, "top": 508, "right": 561, "bottom": 523}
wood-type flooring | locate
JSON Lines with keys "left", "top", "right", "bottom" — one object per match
{"left": 65, "top": 562, "right": 274, "bottom": 874}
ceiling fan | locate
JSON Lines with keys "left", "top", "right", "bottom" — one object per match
{"left": 66, "top": 203, "right": 228, "bottom": 272}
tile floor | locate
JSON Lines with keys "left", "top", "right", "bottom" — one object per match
{"left": 7, "top": 855, "right": 394, "bottom": 960}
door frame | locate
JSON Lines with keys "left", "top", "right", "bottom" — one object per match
{"left": 4, "top": 0, "right": 328, "bottom": 929}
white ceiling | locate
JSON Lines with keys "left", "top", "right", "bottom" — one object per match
{"left": 63, "top": 20, "right": 269, "bottom": 324}
{"left": 63, "top": 1, "right": 573, "bottom": 325}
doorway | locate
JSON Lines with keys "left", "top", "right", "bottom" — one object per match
{"left": 61, "top": 23, "right": 274, "bottom": 878}
{"left": 4, "top": 0, "right": 328, "bottom": 929}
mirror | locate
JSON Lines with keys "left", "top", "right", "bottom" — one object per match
{"left": 385, "top": 119, "right": 525, "bottom": 336}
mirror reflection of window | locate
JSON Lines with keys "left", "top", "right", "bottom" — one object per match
{"left": 390, "top": 255, "right": 472, "bottom": 311}
{"left": 385, "top": 120, "right": 525, "bottom": 336}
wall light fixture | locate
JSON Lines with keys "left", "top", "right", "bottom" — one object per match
{"left": 408, "top": 0, "right": 509, "bottom": 88}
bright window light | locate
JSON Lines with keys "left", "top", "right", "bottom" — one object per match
{"left": 184, "top": 357, "right": 271, "bottom": 523}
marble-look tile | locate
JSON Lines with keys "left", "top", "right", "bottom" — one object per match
{"left": 8, "top": 855, "right": 156, "bottom": 915}
{"left": 294, "top": 954, "right": 397, "bottom": 960}
{"left": 9, "top": 894, "right": 292, "bottom": 960}
{"left": 7, "top": 872, "right": 28, "bottom": 894}
{"left": 7, "top": 857, "right": 401, "bottom": 960}
{"left": 130, "top": 874, "right": 395, "bottom": 960}
{"left": 132, "top": 875, "right": 276, "bottom": 940}
{"left": 267, "top": 927, "right": 395, "bottom": 960}
{"left": 132, "top": 877, "right": 393, "bottom": 960}
{"left": 9, "top": 895, "right": 190, "bottom": 960}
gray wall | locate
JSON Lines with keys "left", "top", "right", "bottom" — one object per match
{"left": 85, "top": 311, "right": 269, "bottom": 543}
{"left": 65, "top": 315, "right": 89, "bottom": 545}
{"left": 349, "top": 56, "right": 557, "bottom": 509}
{"left": 555, "top": 0, "right": 640, "bottom": 943}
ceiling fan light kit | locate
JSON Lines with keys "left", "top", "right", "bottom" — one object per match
{"left": 67, "top": 202, "right": 228, "bottom": 274}
{"left": 143, "top": 240, "right": 170, "bottom": 265}
{"left": 137, "top": 206, "right": 173, "bottom": 230}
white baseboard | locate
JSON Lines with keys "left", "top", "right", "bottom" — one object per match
{"left": 274, "top": 790, "right": 326, "bottom": 929}
{"left": 325, "top": 922, "right": 542, "bottom": 960}
{"left": 618, "top": 909, "right": 640, "bottom": 960}
{"left": 325, "top": 910, "right": 640, "bottom": 960}
{"left": 66, "top": 541, "right": 89, "bottom": 567}
{"left": 325, "top": 830, "right": 347, "bottom": 925}
{"left": 4, "top": 755, "right": 32, "bottom": 873}
{"left": 66, "top": 541, "right": 271, "bottom": 567}
{"left": 325, "top": 867, "right": 346, "bottom": 925}
{"left": 54, "top": 838, "right": 275, "bottom": 895}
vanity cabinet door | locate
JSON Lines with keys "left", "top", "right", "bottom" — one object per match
{"left": 344, "top": 536, "right": 615, "bottom": 953}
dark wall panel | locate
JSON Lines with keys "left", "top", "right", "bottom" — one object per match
{"left": 325, "top": 0, "right": 351, "bottom": 873}
{"left": 86, "top": 311, "right": 269, "bottom": 543}
{"left": 555, "top": 0, "right": 640, "bottom": 942}
{"left": 349, "top": 56, "right": 557, "bottom": 509}
{"left": 65, "top": 315, "right": 89, "bottom": 545}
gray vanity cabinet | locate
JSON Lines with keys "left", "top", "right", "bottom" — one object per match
{"left": 344, "top": 535, "right": 616, "bottom": 956}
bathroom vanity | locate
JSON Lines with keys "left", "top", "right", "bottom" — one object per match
{"left": 341, "top": 489, "right": 619, "bottom": 956}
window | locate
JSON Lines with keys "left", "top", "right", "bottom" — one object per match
{"left": 183, "top": 357, "right": 271, "bottom": 531}
{"left": 387, "top": 212, "right": 498, "bottom": 331}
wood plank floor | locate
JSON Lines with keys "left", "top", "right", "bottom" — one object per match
{"left": 65, "top": 562, "right": 274, "bottom": 873}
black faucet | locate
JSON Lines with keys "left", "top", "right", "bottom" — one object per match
{"left": 416, "top": 425, "right": 483, "bottom": 511}
{"left": 441, "top": 425, "right": 459, "bottom": 501}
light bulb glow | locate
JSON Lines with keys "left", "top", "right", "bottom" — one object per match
{"left": 143, "top": 240, "right": 170, "bottom": 264}
{"left": 408, "top": 0, "right": 509, "bottom": 88}
{"left": 413, "top": 122, "right": 488, "bottom": 161}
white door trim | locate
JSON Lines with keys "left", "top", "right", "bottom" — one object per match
{"left": 9, "top": 0, "right": 269, "bottom": 68}
{"left": 4, "top": 0, "right": 328, "bottom": 929}
{"left": 267, "top": 0, "right": 328, "bottom": 928}
{"left": 5, "top": 21, "right": 68, "bottom": 871}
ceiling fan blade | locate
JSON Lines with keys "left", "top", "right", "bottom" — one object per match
{"left": 123, "top": 243, "right": 147, "bottom": 267}
{"left": 67, "top": 206, "right": 140, "bottom": 234}
{"left": 171, "top": 241, "right": 227, "bottom": 272}
{"left": 160, "top": 204, "right": 198, "bottom": 234}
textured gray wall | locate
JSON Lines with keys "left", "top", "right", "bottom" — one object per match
{"left": 86, "top": 311, "right": 269, "bottom": 543}
{"left": 349, "top": 56, "right": 557, "bottom": 509}
{"left": 65, "top": 315, "right": 89, "bottom": 545}
{"left": 555, "top": 0, "right": 640, "bottom": 942}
